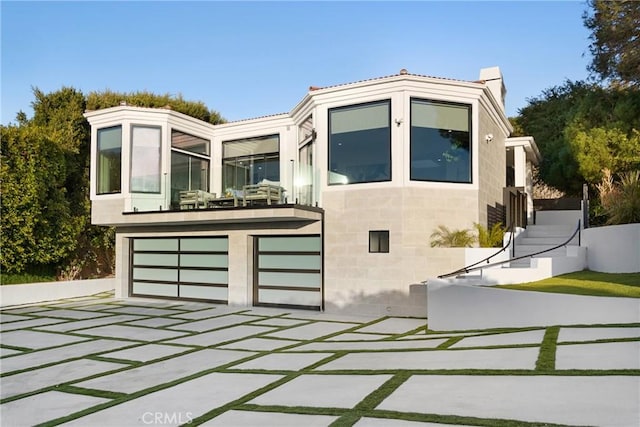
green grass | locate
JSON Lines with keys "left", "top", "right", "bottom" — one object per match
{"left": 497, "top": 271, "right": 640, "bottom": 298}
{"left": 1, "top": 272, "right": 57, "bottom": 285}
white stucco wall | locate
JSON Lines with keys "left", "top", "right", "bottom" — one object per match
{"left": 0, "top": 278, "right": 115, "bottom": 307}
{"left": 427, "top": 279, "right": 640, "bottom": 331}
{"left": 583, "top": 223, "right": 640, "bottom": 273}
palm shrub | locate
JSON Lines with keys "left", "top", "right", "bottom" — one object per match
{"left": 430, "top": 225, "right": 476, "bottom": 248}
{"left": 474, "top": 222, "right": 506, "bottom": 247}
{"left": 596, "top": 168, "right": 640, "bottom": 224}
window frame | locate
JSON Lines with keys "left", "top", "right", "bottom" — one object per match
{"left": 129, "top": 124, "right": 162, "bottom": 194}
{"left": 328, "top": 99, "right": 392, "bottom": 186}
{"left": 96, "top": 125, "right": 122, "bottom": 195}
{"left": 369, "top": 230, "right": 390, "bottom": 253}
{"left": 409, "top": 98, "right": 473, "bottom": 184}
{"left": 170, "top": 128, "right": 211, "bottom": 207}
{"left": 222, "top": 134, "right": 281, "bottom": 191}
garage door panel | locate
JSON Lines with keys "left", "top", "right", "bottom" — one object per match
{"left": 132, "top": 282, "right": 178, "bottom": 297}
{"left": 131, "top": 237, "right": 228, "bottom": 302}
{"left": 258, "top": 289, "right": 321, "bottom": 307}
{"left": 258, "top": 254, "right": 321, "bottom": 270}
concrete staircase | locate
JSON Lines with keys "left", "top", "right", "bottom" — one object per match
{"left": 455, "top": 210, "right": 587, "bottom": 285}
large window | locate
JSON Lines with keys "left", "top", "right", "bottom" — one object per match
{"left": 170, "top": 130, "right": 210, "bottom": 206}
{"left": 329, "top": 100, "right": 391, "bottom": 185}
{"left": 223, "top": 135, "right": 280, "bottom": 191}
{"left": 97, "top": 126, "right": 122, "bottom": 194}
{"left": 410, "top": 99, "right": 471, "bottom": 183}
{"left": 130, "top": 125, "right": 161, "bottom": 193}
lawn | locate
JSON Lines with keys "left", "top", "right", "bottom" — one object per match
{"left": 497, "top": 270, "right": 640, "bottom": 298}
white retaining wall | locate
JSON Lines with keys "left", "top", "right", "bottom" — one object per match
{"left": 0, "top": 278, "right": 115, "bottom": 307}
{"left": 427, "top": 278, "right": 640, "bottom": 331}
{"left": 583, "top": 223, "right": 640, "bottom": 273}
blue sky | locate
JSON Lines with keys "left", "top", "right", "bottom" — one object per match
{"left": 1, "top": 1, "right": 592, "bottom": 124}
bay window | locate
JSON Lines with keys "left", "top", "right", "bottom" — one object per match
{"left": 329, "top": 100, "right": 391, "bottom": 185}
{"left": 130, "top": 125, "right": 161, "bottom": 193}
{"left": 170, "top": 130, "right": 210, "bottom": 207}
{"left": 410, "top": 99, "right": 471, "bottom": 183}
{"left": 97, "top": 126, "right": 122, "bottom": 194}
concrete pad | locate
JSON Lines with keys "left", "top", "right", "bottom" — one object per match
{"left": 66, "top": 303, "right": 123, "bottom": 311}
{"left": 241, "top": 307, "right": 293, "bottom": 316}
{"left": 1, "top": 339, "right": 135, "bottom": 373}
{"left": 265, "top": 322, "right": 355, "bottom": 340}
{"left": 378, "top": 375, "right": 640, "bottom": 427}
{"left": 558, "top": 327, "right": 640, "bottom": 342}
{"left": 355, "top": 418, "right": 475, "bottom": 427}
{"left": 72, "top": 324, "right": 189, "bottom": 341}
{"left": 1, "top": 391, "right": 109, "bottom": 426}
{"left": 401, "top": 331, "right": 482, "bottom": 340}
{"left": 125, "top": 317, "right": 188, "bottom": 328}
{"left": 35, "top": 309, "right": 114, "bottom": 319}
{"left": 449, "top": 330, "right": 545, "bottom": 348}
{"left": 285, "top": 312, "right": 376, "bottom": 323}
{"left": 0, "top": 347, "right": 22, "bottom": 357}
{"left": 316, "top": 347, "right": 539, "bottom": 371}
{"left": 166, "top": 302, "right": 218, "bottom": 311}
{"left": 326, "top": 333, "right": 391, "bottom": 341}
{"left": 101, "top": 344, "right": 194, "bottom": 362}
{"left": 0, "top": 330, "right": 89, "bottom": 349}
{"left": 1, "top": 306, "right": 50, "bottom": 314}
{"left": 231, "top": 352, "right": 333, "bottom": 371}
{"left": 0, "top": 317, "right": 69, "bottom": 331}
{"left": 1, "top": 313, "right": 32, "bottom": 323}
{"left": 556, "top": 341, "right": 640, "bottom": 370}
{"left": 218, "top": 338, "right": 300, "bottom": 351}
{"left": 202, "top": 410, "right": 338, "bottom": 426}
{"left": 250, "top": 318, "right": 309, "bottom": 327}
{"left": 104, "top": 306, "right": 185, "bottom": 316}
{"left": 1, "top": 358, "right": 126, "bottom": 399}
{"left": 167, "top": 325, "right": 274, "bottom": 347}
{"left": 75, "top": 349, "right": 252, "bottom": 393}
{"left": 249, "top": 374, "right": 391, "bottom": 408}
{"left": 64, "top": 373, "right": 282, "bottom": 426}
{"left": 37, "top": 315, "right": 143, "bottom": 332}
{"left": 168, "top": 314, "right": 258, "bottom": 332}
{"left": 171, "top": 307, "right": 245, "bottom": 320}
{"left": 356, "top": 318, "right": 426, "bottom": 334}
{"left": 291, "top": 339, "right": 447, "bottom": 352}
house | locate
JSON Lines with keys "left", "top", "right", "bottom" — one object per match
{"left": 85, "top": 66, "right": 538, "bottom": 316}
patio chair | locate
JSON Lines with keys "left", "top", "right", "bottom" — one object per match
{"left": 179, "top": 190, "right": 217, "bottom": 210}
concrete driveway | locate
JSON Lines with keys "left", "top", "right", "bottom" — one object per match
{"left": 1, "top": 292, "right": 638, "bottom": 426}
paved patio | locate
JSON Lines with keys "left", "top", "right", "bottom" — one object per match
{"left": 1, "top": 292, "right": 638, "bottom": 426}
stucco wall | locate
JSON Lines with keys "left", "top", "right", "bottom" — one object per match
{"left": 583, "top": 223, "right": 640, "bottom": 273}
{"left": 427, "top": 279, "right": 640, "bottom": 330}
{"left": 322, "top": 186, "right": 468, "bottom": 316}
{"left": 477, "top": 100, "right": 507, "bottom": 227}
{"left": 1, "top": 278, "right": 115, "bottom": 307}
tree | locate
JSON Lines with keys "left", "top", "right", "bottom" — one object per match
{"left": 584, "top": 0, "right": 640, "bottom": 85}
{"left": 517, "top": 81, "right": 640, "bottom": 194}
{"left": 1, "top": 87, "right": 225, "bottom": 278}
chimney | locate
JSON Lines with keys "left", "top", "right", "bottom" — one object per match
{"left": 479, "top": 66, "right": 506, "bottom": 113}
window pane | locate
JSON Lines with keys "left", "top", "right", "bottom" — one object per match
{"left": 329, "top": 101, "right": 390, "bottom": 185}
{"left": 131, "top": 126, "right": 161, "bottom": 193}
{"left": 369, "top": 230, "right": 389, "bottom": 253}
{"left": 223, "top": 135, "right": 279, "bottom": 158}
{"left": 171, "top": 152, "right": 209, "bottom": 206}
{"left": 411, "top": 99, "right": 471, "bottom": 183}
{"left": 222, "top": 135, "right": 280, "bottom": 191}
{"left": 97, "top": 126, "right": 122, "bottom": 194}
{"left": 171, "top": 130, "right": 209, "bottom": 155}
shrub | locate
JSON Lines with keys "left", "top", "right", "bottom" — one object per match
{"left": 596, "top": 168, "right": 640, "bottom": 224}
{"left": 430, "top": 225, "right": 476, "bottom": 248}
{"left": 474, "top": 222, "right": 506, "bottom": 247}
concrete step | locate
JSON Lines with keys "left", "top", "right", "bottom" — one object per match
{"left": 514, "top": 245, "right": 567, "bottom": 258}
{"left": 519, "top": 236, "right": 579, "bottom": 246}
{"left": 505, "top": 258, "right": 530, "bottom": 268}
{"left": 525, "top": 225, "right": 576, "bottom": 238}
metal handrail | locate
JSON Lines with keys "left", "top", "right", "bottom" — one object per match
{"left": 435, "top": 221, "right": 516, "bottom": 280}
{"left": 435, "top": 219, "right": 581, "bottom": 279}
